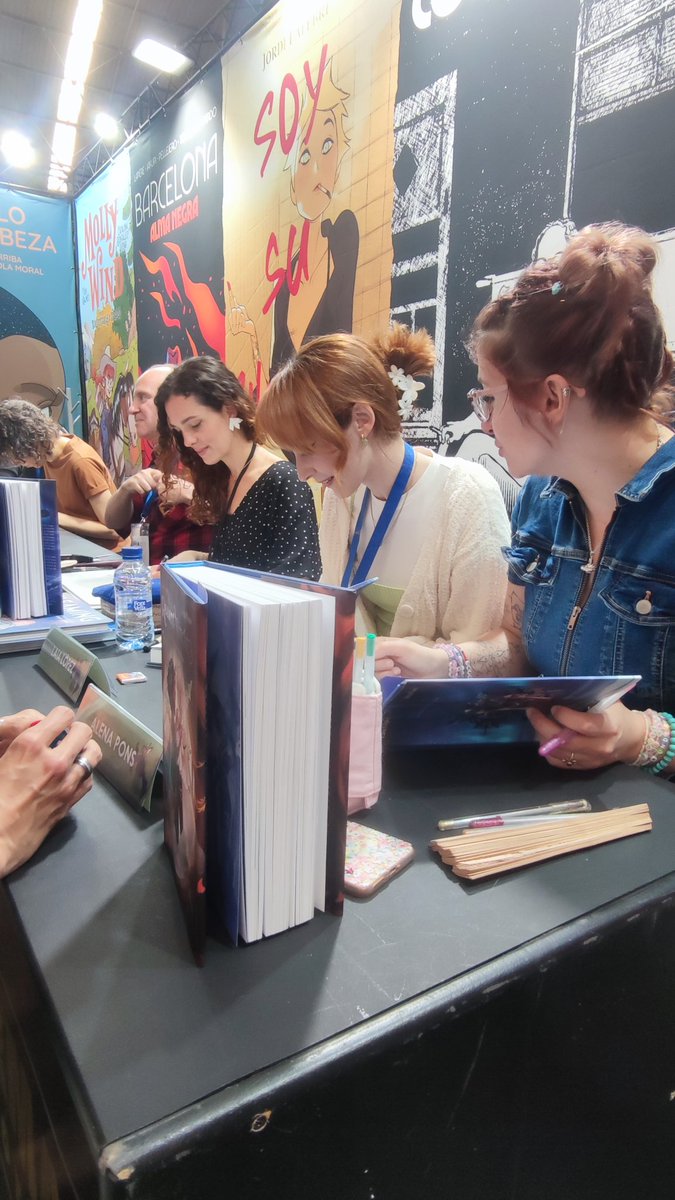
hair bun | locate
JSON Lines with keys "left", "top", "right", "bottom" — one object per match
{"left": 372, "top": 322, "right": 435, "bottom": 377}
{"left": 560, "top": 222, "right": 656, "bottom": 308}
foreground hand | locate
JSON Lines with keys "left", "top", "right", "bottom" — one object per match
{"left": 0, "top": 708, "right": 44, "bottom": 758}
{"left": 375, "top": 637, "right": 449, "bottom": 680}
{"left": 527, "top": 701, "right": 646, "bottom": 771}
{"left": 0, "top": 706, "right": 102, "bottom": 877}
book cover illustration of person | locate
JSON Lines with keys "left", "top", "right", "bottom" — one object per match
{"left": 161, "top": 579, "right": 208, "bottom": 964}
{"left": 228, "top": 54, "right": 359, "bottom": 388}
{"left": 0, "top": 287, "right": 67, "bottom": 422}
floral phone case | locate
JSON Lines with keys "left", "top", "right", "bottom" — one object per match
{"left": 344, "top": 821, "right": 415, "bottom": 897}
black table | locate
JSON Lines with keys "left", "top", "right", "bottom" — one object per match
{"left": 59, "top": 530, "right": 122, "bottom": 565}
{"left": 2, "top": 646, "right": 675, "bottom": 1199}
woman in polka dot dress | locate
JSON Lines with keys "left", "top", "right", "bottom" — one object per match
{"left": 155, "top": 356, "right": 321, "bottom": 580}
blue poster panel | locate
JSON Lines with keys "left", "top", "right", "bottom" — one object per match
{"left": 0, "top": 185, "right": 82, "bottom": 432}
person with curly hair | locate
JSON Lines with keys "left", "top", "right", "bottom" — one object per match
{"left": 256, "top": 324, "right": 510, "bottom": 644}
{"left": 376, "top": 223, "right": 675, "bottom": 777}
{"left": 0, "top": 397, "right": 125, "bottom": 549}
{"left": 155, "top": 356, "right": 321, "bottom": 579}
{"left": 104, "top": 366, "right": 214, "bottom": 564}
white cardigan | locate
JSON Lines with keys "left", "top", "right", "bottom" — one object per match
{"left": 320, "top": 453, "right": 511, "bottom": 644}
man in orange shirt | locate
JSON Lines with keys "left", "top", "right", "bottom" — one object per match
{"left": 0, "top": 397, "right": 125, "bottom": 549}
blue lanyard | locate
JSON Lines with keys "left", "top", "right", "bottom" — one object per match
{"left": 140, "top": 489, "right": 158, "bottom": 520}
{"left": 341, "top": 442, "right": 415, "bottom": 588}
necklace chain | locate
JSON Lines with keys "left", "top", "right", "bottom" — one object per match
{"left": 225, "top": 443, "right": 256, "bottom": 516}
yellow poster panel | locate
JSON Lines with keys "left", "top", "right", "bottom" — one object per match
{"left": 222, "top": 0, "right": 401, "bottom": 393}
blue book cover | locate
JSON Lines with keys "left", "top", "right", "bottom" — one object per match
{"left": 381, "top": 675, "right": 640, "bottom": 748}
{"left": 203, "top": 588, "right": 244, "bottom": 945}
{"left": 0, "top": 486, "right": 11, "bottom": 617}
{"left": 0, "top": 479, "right": 62, "bottom": 618}
{"left": 39, "top": 478, "right": 63, "bottom": 615}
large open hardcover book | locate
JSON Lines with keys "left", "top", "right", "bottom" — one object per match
{"left": 0, "top": 478, "right": 62, "bottom": 620}
{"left": 161, "top": 562, "right": 357, "bottom": 961}
{"left": 381, "top": 675, "right": 640, "bottom": 747}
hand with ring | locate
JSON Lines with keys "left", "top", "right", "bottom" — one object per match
{"left": 0, "top": 706, "right": 102, "bottom": 878}
{"left": 526, "top": 701, "right": 647, "bottom": 771}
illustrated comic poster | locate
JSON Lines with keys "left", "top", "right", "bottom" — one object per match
{"left": 0, "top": 185, "right": 82, "bottom": 433}
{"left": 222, "top": 0, "right": 401, "bottom": 395}
{"left": 392, "top": 0, "right": 675, "bottom": 518}
{"left": 130, "top": 62, "right": 226, "bottom": 372}
{"left": 74, "top": 150, "right": 139, "bottom": 483}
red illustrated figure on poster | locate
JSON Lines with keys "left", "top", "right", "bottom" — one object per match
{"left": 228, "top": 55, "right": 359, "bottom": 387}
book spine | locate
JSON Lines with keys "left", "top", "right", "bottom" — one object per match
{"left": 39, "top": 480, "right": 63, "bottom": 615}
{"left": 0, "top": 485, "right": 9, "bottom": 617}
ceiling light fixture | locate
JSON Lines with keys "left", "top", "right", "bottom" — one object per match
{"left": 47, "top": 0, "right": 104, "bottom": 191}
{"left": 94, "top": 112, "right": 120, "bottom": 141}
{"left": 1, "top": 130, "right": 36, "bottom": 169}
{"left": 133, "top": 38, "right": 191, "bottom": 74}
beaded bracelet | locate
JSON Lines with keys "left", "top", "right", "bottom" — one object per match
{"left": 438, "top": 642, "right": 472, "bottom": 679}
{"left": 629, "top": 709, "right": 670, "bottom": 768}
{"left": 646, "top": 712, "right": 675, "bottom": 775}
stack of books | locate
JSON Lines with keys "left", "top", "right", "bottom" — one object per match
{"left": 0, "top": 478, "right": 62, "bottom": 620}
{"left": 161, "top": 562, "right": 357, "bottom": 961}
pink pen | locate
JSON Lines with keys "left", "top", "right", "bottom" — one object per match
{"left": 538, "top": 679, "right": 640, "bottom": 758}
{"left": 468, "top": 813, "right": 583, "bottom": 828}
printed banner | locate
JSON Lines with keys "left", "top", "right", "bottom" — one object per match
{"left": 130, "top": 62, "right": 226, "bottom": 371}
{"left": 74, "top": 150, "right": 139, "bottom": 483}
{"left": 222, "top": 0, "right": 401, "bottom": 394}
{"left": 0, "top": 185, "right": 82, "bottom": 432}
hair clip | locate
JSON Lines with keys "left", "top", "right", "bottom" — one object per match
{"left": 229, "top": 415, "right": 243, "bottom": 431}
{"left": 551, "top": 281, "right": 564, "bottom": 296}
{"left": 388, "top": 365, "right": 424, "bottom": 420}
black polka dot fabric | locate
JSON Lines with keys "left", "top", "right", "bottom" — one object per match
{"left": 209, "top": 460, "right": 321, "bottom": 581}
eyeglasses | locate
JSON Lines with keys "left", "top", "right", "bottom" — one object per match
{"left": 467, "top": 388, "right": 497, "bottom": 422}
{"left": 468, "top": 388, "right": 494, "bottom": 422}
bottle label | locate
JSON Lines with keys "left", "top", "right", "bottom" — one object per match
{"left": 119, "top": 598, "right": 152, "bottom": 614}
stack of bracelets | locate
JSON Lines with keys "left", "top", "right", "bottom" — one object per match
{"left": 438, "top": 642, "right": 472, "bottom": 679}
{"left": 627, "top": 709, "right": 675, "bottom": 774}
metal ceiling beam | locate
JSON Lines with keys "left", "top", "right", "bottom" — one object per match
{"left": 71, "top": 0, "right": 276, "bottom": 197}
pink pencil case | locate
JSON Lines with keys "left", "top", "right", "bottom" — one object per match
{"left": 348, "top": 690, "right": 383, "bottom": 815}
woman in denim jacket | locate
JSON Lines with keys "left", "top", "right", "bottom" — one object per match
{"left": 377, "top": 222, "right": 675, "bottom": 775}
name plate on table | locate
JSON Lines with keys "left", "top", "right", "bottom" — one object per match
{"left": 76, "top": 684, "right": 162, "bottom": 813}
{"left": 37, "top": 629, "right": 111, "bottom": 702}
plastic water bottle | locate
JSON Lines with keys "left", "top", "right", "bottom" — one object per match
{"left": 114, "top": 546, "right": 154, "bottom": 651}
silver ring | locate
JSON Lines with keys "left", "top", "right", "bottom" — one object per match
{"left": 75, "top": 753, "right": 94, "bottom": 779}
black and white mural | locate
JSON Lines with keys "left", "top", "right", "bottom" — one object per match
{"left": 393, "top": 0, "right": 675, "bottom": 508}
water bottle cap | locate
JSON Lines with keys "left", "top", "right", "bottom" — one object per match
{"left": 121, "top": 546, "right": 143, "bottom": 560}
